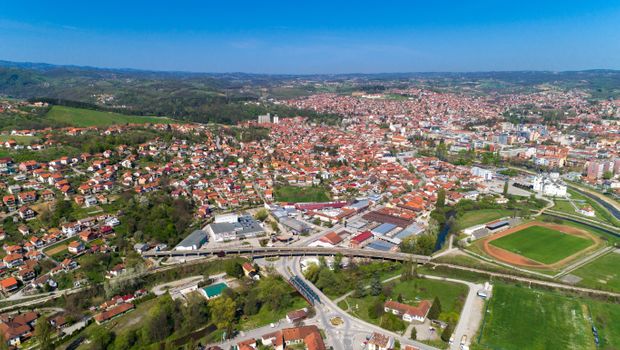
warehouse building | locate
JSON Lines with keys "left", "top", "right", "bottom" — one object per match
{"left": 174, "top": 229, "right": 209, "bottom": 251}
{"left": 206, "top": 215, "right": 265, "bottom": 242}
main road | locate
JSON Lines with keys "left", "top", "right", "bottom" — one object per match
{"left": 274, "top": 255, "right": 441, "bottom": 350}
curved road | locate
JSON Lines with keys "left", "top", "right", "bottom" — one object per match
{"left": 277, "top": 256, "right": 446, "bottom": 350}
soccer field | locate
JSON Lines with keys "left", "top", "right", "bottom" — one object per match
{"left": 489, "top": 225, "right": 594, "bottom": 264}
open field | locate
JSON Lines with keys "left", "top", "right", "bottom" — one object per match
{"left": 475, "top": 283, "right": 620, "bottom": 350}
{"left": 0, "top": 135, "right": 40, "bottom": 145}
{"left": 456, "top": 209, "right": 512, "bottom": 229}
{"left": 274, "top": 185, "right": 330, "bottom": 203}
{"left": 572, "top": 251, "right": 620, "bottom": 293}
{"left": 43, "top": 240, "right": 74, "bottom": 256}
{"left": 45, "top": 106, "right": 175, "bottom": 127}
{"left": 490, "top": 224, "right": 594, "bottom": 265}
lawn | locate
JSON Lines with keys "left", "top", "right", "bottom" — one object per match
{"left": 476, "top": 283, "right": 620, "bottom": 350}
{"left": 240, "top": 293, "right": 308, "bottom": 330}
{"left": 45, "top": 105, "right": 175, "bottom": 127}
{"left": 274, "top": 185, "right": 330, "bottom": 203}
{"left": 553, "top": 198, "right": 609, "bottom": 224}
{"left": 456, "top": 209, "right": 512, "bottom": 229}
{"left": 490, "top": 225, "right": 593, "bottom": 264}
{"left": 342, "top": 277, "right": 467, "bottom": 329}
{"left": 572, "top": 252, "right": 620, "bottom": 293}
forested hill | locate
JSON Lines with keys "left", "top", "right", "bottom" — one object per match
{"left": 1, "top": 60, "right": 620, "bottom": 124}
{"left": 0, "top": 60, "right": 341, "bottom": 124}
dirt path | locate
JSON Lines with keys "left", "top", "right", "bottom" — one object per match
{"left": 481, "top": 221, "right": 601, "bottom": 269}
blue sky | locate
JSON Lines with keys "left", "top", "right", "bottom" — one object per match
{"left": 1, "top": 1, "right": 619, "bottom": 73}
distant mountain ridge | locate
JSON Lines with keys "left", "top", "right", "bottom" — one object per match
{"left": 1, "top": 59, "right": 619, "bottom": 125}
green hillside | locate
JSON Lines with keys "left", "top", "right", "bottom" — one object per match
{"left": 45, "top": 105, "right": 175, "bottom": 127}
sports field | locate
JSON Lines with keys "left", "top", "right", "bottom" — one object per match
{"left": 572, "top": 252, "right": 620, "bottom": 293}
{"left": 45, "top": 106, "right": 175, "bottom": 127}
{"left": 477, "top": 283, "right": 620, "bottom": 350}
{"left": 489, "top": 224, "right": 594, "bottom": 264}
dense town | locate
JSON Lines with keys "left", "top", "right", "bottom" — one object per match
{"left": 0, "top": 83, "right": 619, "bottom": 350}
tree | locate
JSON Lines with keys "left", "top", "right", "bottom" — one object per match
{"left": 210, "top": 296, "right": 237, "bottom": 336}
{"left": 304, "top": 263, "right": 321, "bottom": 283}
{"left": 436, "top": 189, "right": 446, "bottom": 208}
{"left": 243, "top": 291, "right": 261, "bottom": 316}
{"left": 380, "top": 313, "right": 407, "bottom": 332}
{"left": 254, "top": 209, "right": 268, "bottom": 222}
{"left": 333, "top": 253, "right": 343, "bottom": 272}
{"left": 225, "top": 261, "right": 244, "bottom": 278}
{"left": 428, "top": 296, "right": 442, "bottom": 320}
{"left": 88, "top": 326, "right": 114, "bottom": 350}
{"left": 401, "top": 259, "right": 418, "bottom": 281}
{"left": 367, "top": 298, "right": 385, "bottom": 319}
{"left": 258, "top": 276, "right": 291, "bottom": 311}
{"left": 34, "top": 317, "right": 53, "bottom": 350}
{"left": 354, "top": 281, "right": 366, "bottom": 298}
{"left": 182, "top": 295, "right": 209, "bottom": 332}
{"left": 441, "top": 323, "right": 454, "bottom": 342}
{"left": 411, "top": 326, "right": 417, "bottom": 340}
{"left": 315, "top": 269, "right": 338, "bottom": 294}
{"left": 142, "top": 303, "right": 174, "bottom": 343}
{"left": 113, "top": 329, "right": 139, "bottom": 350}
{"left": 503, "top": 180, "right": 509, "bottom": 196}
{"left": 369, "top": 273, "right": 382, "bottom": 296}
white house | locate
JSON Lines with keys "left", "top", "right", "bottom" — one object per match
{"left": 532, "top": 174, "right": 567, "bottom": 197}
{"left": 383, "top": 300, "right": 432, "bottom": 323}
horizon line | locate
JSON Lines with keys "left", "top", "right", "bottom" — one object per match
{"left": 1, "top": 59, "right": 619, "bottom": 77}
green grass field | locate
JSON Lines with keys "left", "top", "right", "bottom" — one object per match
{"left": 0, "top": 135, "right": 41, "bottom": 145}
{"left": 490, "top": 225, "right": 593, "bottom": 264}
{"left": 476, "top": 283, "right": 620, "bottom": 350}
{"left": 341, "top": 277, "right": 467, "bottom": 329}
{"left": 45, "top": 105, "right": 175, "bottom": 127}
{"left": 572, "top": 252, "right": 620, "bottom": 293}
{"left": 274, "top": 185, "right": 330, "bottom": 203}
{"left": 240, "top": 294, "right": 308, "bottom": 330}
{"left": 457, "top": 209, "right": 512, "bottom": 229}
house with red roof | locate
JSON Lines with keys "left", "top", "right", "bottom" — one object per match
{"left": 309, "top": 231, "right": 343, "bottom": 248}
{"left": 384, "top": 300, "right": 432, "bottom": 323}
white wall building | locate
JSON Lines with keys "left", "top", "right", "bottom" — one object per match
{"left": 532, "top": 174, "right": 567, "bottom": 197}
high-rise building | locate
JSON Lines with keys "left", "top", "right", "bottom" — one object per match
{"left": 586, "top": 161, "right": 604, "bottom": 180}
{"left": 257, "top": 113, "right": 271, "bottom": 124}
{"left": 272, "top": 115, "right": 279, "bottom": 124}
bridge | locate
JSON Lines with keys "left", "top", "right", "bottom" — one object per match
{"left": 142, "top": 246, "right": 432, "bottom": 263}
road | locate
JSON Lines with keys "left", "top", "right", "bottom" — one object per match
{"left": 419, "top": 275, "right": 484, "bottom": 350}
{"left": 274, "top": 256, "right": 441, "bottom": 350}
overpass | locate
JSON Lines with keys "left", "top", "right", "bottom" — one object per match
{"left": 142, "top": 246, "right": 431, "bottom": 263}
